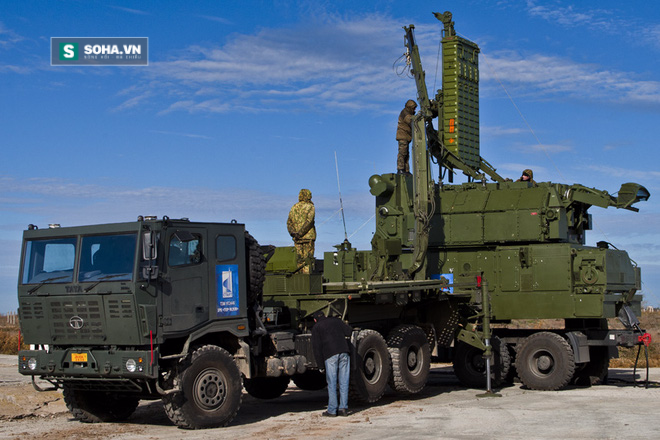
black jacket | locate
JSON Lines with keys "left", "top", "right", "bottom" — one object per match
{"left": 311, "top": 316, "right": 352, "bottom": 367}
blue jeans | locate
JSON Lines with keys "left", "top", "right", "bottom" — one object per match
{"left": 325, "top": 352, "right": 350, "bottom": 414}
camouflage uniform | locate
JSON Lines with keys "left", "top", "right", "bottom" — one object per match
{"left": 287, "top": 189, "right": 316, "bottom": 274}
{"left": 516, "top": 169, "right": 537, "bottom": 184}
{"left": 396, "top": 99, "right": 417, "bottom": 174}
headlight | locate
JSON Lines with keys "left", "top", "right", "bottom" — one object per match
{"left": 28, "top": 358, "right": 38, "bottom": 371}
{"left": 125, "top": 359, "right": 137, "bottom": 373}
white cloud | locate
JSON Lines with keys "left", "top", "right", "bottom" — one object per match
{"left": 586, "top": 165, "right": 660, "bottom": 189}
{"left": 642, "top": 24, "right": 660, "bottom": 50}
{"left": 0, "top": 176, "right": 374, "bottom": 233}
{"left": 118, "top": 14, "right": 412, "bottom": 114}
{"left": 481, "top": 126, "right": 527, "bottom": 137}
{"left": 108, "top": 5, "right": 150, "bottom": 16}
{"left": 0, "top": 21, "right": 24, "bottom": 50}
{"left": 481, "top": 51, "right": 660, "bottom": 107}
{"left": 150, "top": 130, "right": 213, "bottom": 140}
{"left": 195, "top": 15, "right": 233, "bottom": 25}
{"left": 525, "top": 1, "right": 612, "bottom": 30}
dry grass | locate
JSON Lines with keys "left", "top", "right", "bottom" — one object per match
{"left": 0, "top": 324, "right": 26, "bottom": 355}
{"left": 610, "top": 310, "right": 660, "bottom": 368}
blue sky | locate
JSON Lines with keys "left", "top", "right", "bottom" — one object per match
{"left": 1, "top": 0, "right": 659, "bottom": 312}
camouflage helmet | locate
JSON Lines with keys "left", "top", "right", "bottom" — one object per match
{"left": 405, "top": 99, "right": 417, "bottom": 109}
{"left": 299, "top": 188, "right": 312, "bottom": 202}
{"left": 522, "top": 169, "right": 534, "bottom": 179}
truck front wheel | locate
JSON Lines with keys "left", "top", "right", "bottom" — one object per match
{"left": 163, "top": 345, "right": 242, "bottom": 429}
{"left": 349, "top": 329, "right": 391, "bottom": 404}
{"left": 515, "top": 332, "right": 575, "bottom": 391}
{"left": 63, "top": 386, "right": 139, "bottom": 423}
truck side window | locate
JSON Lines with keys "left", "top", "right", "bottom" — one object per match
{"left": 169, "top": 235, "right": 202, "bottom": 267}
{"left": 216, "top": 235, "right": 236, "bottom": 262}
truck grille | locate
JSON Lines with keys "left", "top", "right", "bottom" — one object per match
{"left": 20, "top": 301, "right": 46, "bottom": 321}
{"left": 51, "top": 299, "right": 105, "bottom": 341}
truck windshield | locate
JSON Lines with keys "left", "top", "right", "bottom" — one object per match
{"left": 78, "top": 233, "right": 137, "bottom": 282}
{"left": 22, "top": 237, "right": 77, "bottom": 284}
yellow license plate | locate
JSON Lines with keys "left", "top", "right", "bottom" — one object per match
{"left": 71, "top": 353, "right": 88, "bottom": 363}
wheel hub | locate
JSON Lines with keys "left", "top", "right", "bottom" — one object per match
{"left": 363, "top": 349, "right": 381, "bottom": 383}
{"left": 536, "top": 354, "right": 554, "bottom": 373}
{"left": 194, "top": 368, "right": 227, "bottom": 410}
{"left": 407, "top": 349, "right": 418, "bottom": 369}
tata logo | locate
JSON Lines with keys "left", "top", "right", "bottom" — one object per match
{"left": 69, "top": 316, "right": 84, "bottom": 330}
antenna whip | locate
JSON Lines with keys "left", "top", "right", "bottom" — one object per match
{"left": 334, "top": 151, "right": 349, "bottom": 241}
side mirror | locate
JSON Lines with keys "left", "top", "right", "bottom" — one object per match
{"left": 142, "top": 231, "right": 158, "bottom": 260}
{"left": 141, "top": 265, "right": 159, "bottom": 280}
{"left": 141, "top": 230, "right": 159, "bottom": 280}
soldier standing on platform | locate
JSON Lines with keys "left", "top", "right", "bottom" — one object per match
{"left": 287, "top": 188, "right": 316, "bottom": 273}
{"left": 396, "top": 99, "right": 417, "bottom": 175}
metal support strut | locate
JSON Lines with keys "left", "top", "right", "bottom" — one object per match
{"left": 477, "top": 279, "right": 501, "bottom": 398}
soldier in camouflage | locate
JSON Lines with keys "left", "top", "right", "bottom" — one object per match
{"left": 517, "top": 169, "right": 537, "bottom": 184}
{"left": 396, "top": 99, "right": 417, "bottom": 174}
{"left": 287, "top": 189, "right": 316, "bottom": 274}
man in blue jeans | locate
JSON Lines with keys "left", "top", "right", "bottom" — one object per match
{"left": 311, "top": 311, "right": 352, "bottom": 417}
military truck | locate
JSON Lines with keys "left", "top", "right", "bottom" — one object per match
{"left": 17, "top": 11, "right": 649, "bottom": 430}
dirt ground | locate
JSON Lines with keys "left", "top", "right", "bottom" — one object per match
{"left": 2, "top": 354, "right": 660, "bottom": 440}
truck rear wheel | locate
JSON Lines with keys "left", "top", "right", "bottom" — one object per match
{"left": 387, "top": 325, "right": 431, "bottom": 394}
{"left": 452, "top": 336, "right": 511, "bottom": 388}
{"left": 292, "top": 370, "right": 327, "bottom": 391}
{"left": 244, "top": 376, "right": 291, "bottom": 399}
{"left": 163, "top": 345, "right": 242, "bottom": 429}
{"left": 349, "top": 329, "right": 391, "bottom": 404}
{"left": 572, "top": 346, "right": 609, "bottom": 386}
{"left": 515, "top": 332, "right": 575, "bottom": 391}
{"left": 63, "top": 386, "right": 139, "bottom": 423}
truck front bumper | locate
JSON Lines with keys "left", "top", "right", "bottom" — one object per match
{"left": 18, "top": 348, "right": 158, "bottom": 381}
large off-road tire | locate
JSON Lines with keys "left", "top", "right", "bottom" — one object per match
{"left": 243, "top": 376, "right": 291, "bottom": 399}
{"left": 572, "top": 346, "right": 610, "bottom": 386}
{"left": 349, "top": 329, "right": 391, "bottom": 404}
{"left": 387, "top": 325, "right": 431, "bottom": 394}
{"left": 515, "top": 332, "right": 575, "bottom": 391}
{"left": 245, "top": 231, "right": 266, "bottom": 306}
{"left": 453, "top": 336, "right": 511, "bottom": 388}
{"left": 292, "top": 370, "right": 327, "bottom": 391}
{"left": 162, "top": 345, "right": 242, "bottom": 429}
{"left": 63, "top": 385, "right": 139, "bottom": 423}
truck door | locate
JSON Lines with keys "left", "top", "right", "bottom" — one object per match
{"left": 209, "top": 225, "right": 248, "bottom": 320}
{"left": 160, "top": 227, "right": 209, "bottom": 333}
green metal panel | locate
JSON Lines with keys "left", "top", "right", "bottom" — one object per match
{"left": 442, "top": 35, "right": 480, "bottom": 169}
{"left": 447, "top": 213, "right": 483, "bottom": 243}
{"left": 263, "top": 273, "right": 323, "bottom": 295}
{"left": 265, "top": 246, "right": 299, "bottom": 272}
{"left": 484, "top": 212, "right": 517, "bottom": 242}
{"left": 573, "top": 294, "right": 603, "bottom": 317}
{"left": 531, "top": 245, "right": 572, "bottom": 291}
{"left": 496, "top": 249, "right": 521, "bottom": 292}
